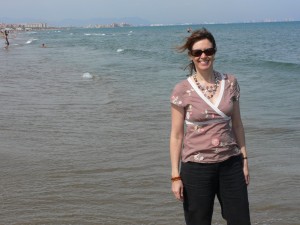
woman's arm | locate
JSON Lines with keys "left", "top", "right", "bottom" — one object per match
{"left": 170, "top": 104, "right": 185, "bottom": 200}
{"left": 231, "top": 100, "right": 250, "bottom": 185}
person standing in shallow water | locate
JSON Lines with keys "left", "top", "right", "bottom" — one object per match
{"left": 4, "top": 30, "right": 9, "bottom": 48}
{"left": 169, "top": 28, "right": 251, "bottom": 225}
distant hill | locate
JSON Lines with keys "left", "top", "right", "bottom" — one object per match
{"left": 0, "top": 17, "right": 151, "bottom": 27}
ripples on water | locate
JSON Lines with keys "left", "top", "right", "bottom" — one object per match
{"left": 0, "top": 22, "right": 299, "bottom": 224}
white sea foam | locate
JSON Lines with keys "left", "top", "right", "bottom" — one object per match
{"left": 117, "top": 49, "right": 124, "bottom": 53}
{"left": 26, "top": 39, "right": 38, "bottom": 44}
{"left": 84, "top": 33, "right": 106, "bottom": 36}
{"left": 82, "top": 72, "right": 94, "bottom": 79}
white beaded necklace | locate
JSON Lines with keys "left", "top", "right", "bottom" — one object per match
{"left": 193, "top": 72, "right": 220, "bottom": 99}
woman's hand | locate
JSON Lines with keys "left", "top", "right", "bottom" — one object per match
{"left": 172, "top": 180, "right": 184, "bottom": 201}
{"left": 243, "top": 160, "right": 250, "bottom": 185}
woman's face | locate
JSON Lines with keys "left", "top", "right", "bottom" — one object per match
{"left": 190, "top": 39, "right": 215, "bottom": 72}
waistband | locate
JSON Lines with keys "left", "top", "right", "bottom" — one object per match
{"left": 185, "top": 117, "right": 231, "bottom": 126}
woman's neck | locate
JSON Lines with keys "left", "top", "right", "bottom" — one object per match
{"left": 195, "top": 69, "right": 215, "bottom": 83}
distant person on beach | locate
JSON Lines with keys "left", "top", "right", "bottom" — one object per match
{"left": 1, "top": 29, "right": 9, "bottom": 48}
{"left": 187, "top": 27, "right": 192, "bottom": 33}
{"left": 41, "top": 43, "right": 46, "bottom": 48}
{"left": 4, "top": 30, "right": 9, "bottom": 48}
{"left": 169, "top": 28, "right": 251, "bottom": 225}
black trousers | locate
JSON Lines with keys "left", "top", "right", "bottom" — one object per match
{"left": 181, "top": 155, "right": 251, "bottom": 225}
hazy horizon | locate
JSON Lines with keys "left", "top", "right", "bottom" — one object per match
{"left": 0, "top": 0, "right": 299, "bottom": 26}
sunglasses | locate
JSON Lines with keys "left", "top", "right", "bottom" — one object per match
{"left": 190, "top": 48, "right": 216, "bottom": 57}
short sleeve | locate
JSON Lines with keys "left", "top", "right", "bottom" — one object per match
{"left": 170, "top": 82, "right": 187, "bottom": 108}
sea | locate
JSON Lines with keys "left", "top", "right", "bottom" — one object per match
{"left": 0, "top": 22, "right": 299, "bottom": 225}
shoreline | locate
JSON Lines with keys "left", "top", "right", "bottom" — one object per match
{"left": 1, "top": 20, "right": 299, "bottom": 31}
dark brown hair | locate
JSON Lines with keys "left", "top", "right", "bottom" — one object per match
{"left": 177, "top": 28, "right": 217, "bottom": 75}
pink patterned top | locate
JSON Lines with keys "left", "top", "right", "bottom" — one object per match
{"left": 170, "top": 72, "right": 241, "bottom": 163}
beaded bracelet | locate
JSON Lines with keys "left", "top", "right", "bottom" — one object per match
{"left": 243, "top": 157, "right": 248, "bottom": 160}
{"left": 171, "top": 176, "right": 182, "bottom": 182}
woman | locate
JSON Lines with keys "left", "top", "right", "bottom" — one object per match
{"left": 169, "top": 28, "right": 251, "bottom": 225}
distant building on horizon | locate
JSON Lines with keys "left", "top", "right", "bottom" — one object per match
{"left": 86, "top": 22, "right": 132, "bottom": 28}
{"left": 0, "top": 22, "right": 48, "bottom": 30}
{"left": 25, "top": 23, "right": 47, "bottom": 29}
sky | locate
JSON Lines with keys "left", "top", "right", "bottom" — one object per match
{"left": 0, "top": 0, "right": 299, "bottom": 25}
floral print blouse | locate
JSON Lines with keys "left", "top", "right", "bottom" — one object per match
{"left": 170, "top": 71, "right": 241, "bottom": 163}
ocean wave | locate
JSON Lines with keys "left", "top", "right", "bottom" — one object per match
{"left": 246, "top": 126, "right": 298, "bottom": 136}
{"left": 84, "top": 32, "right": 133, "bottom": 37}
{"left": 84, "top": 33, "right": 106, "bottom": 36}
{"left": 261, "top": 59, "right": 300, "bottom": 70}
{"left": 25, "top": 38, "right": 38, "bottom": 44}
{"left": 116, "top": 48, "right": 158, "bottom": 57}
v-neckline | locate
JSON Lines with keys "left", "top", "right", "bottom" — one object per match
{"left": 188, "top": 74, "right": 225, "bottom": 109}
